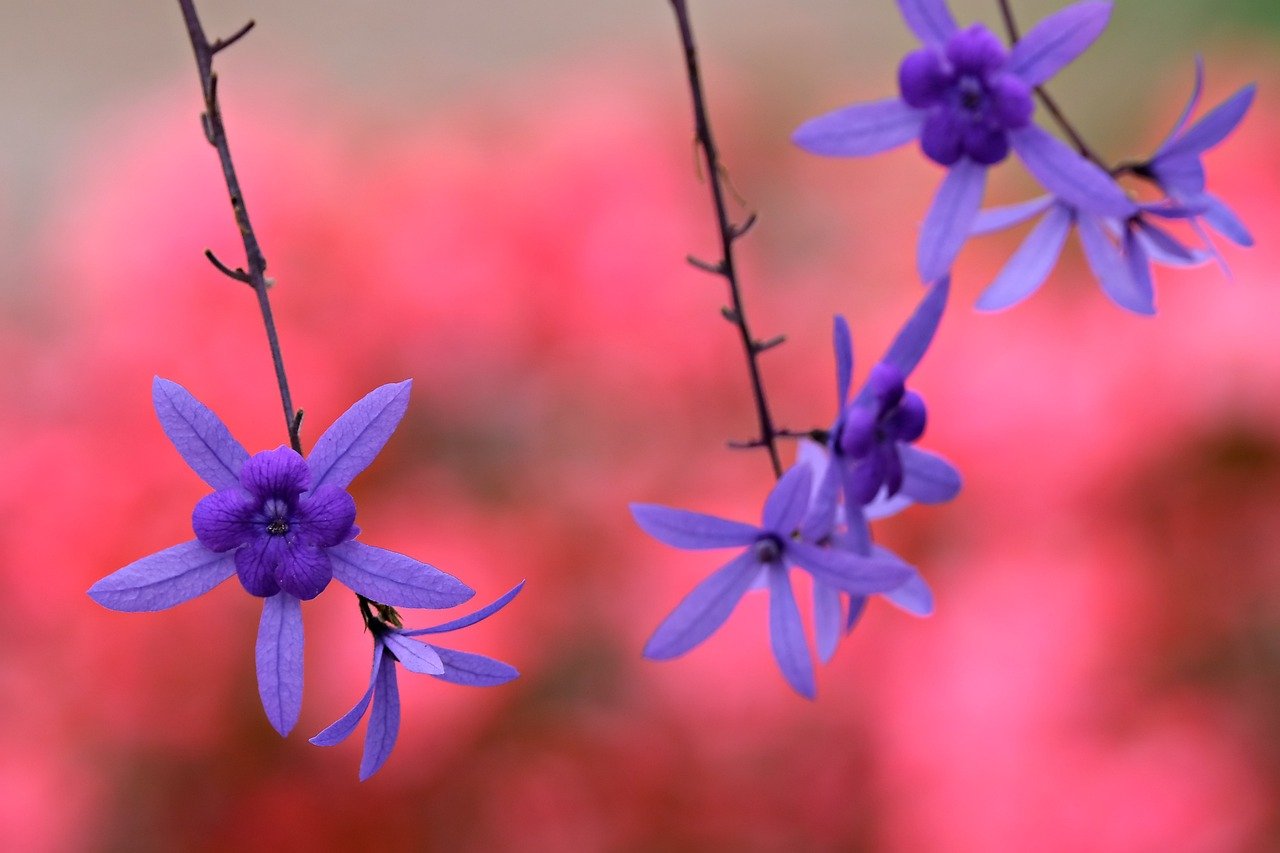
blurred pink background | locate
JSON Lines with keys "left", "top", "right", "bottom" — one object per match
{"left": 2, "top": 1, "right": 1279, "bottom": 850}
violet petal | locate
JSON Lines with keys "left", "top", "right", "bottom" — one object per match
{"left": 256, "top": 591, "right": 303, "bottom": 737}
{"left": 643, "top": 550, "right": 763, "bottom": 660}
{"left": 1201, "top": 194, "right": 1253, "bottom": 247}
{"left": 845, "top": 595, "right": 869, "bottom": 632}
{"left": 382, "top": 632, "right": 445, "bottom": 675}
{"left": 767, "top": 566, "right": 816, "bottom": 699}
{"left": 152, "top": 377, "right": 249, "bottom": 491}
{"left": 1006, "top": 1, "right": 1112, "bottom": 87}
{"left": 191, "top": 488, "right": 258, "bottom": 552}
{"left": 235, "top": 536, "right": 285, "bottom": 598}
{"left": 976, "top": 202, "right": 1072, "bottom": 310}
{"left": 329, "top": 541, "right": 475, "bottom": 609}
{"left": 883, "top": 569, "right": 935, "bottom": 616}
{"left": 1153, "top": 57, "right": 1205, "bottom": 152}
{"left": 401, "top": 581, "right": 525, "bottom": 636}
{"left": 899, "top": 446, "right": 963, "bottom": 504}
{"left": 919, "top": 159, "right": 986, "bottom": 282}
{"left": 311, "top": 643, "right": 384, "bottom": 747}
{"left": 833, "top": 314, "right": 854, "bottom": 407}
{"left": 308, "top": 380, "right": 412, "bottom": 491}
{"left": 88, "top": 540, "right": 236, "bottom": 612}
{"left": 762, "top": 464, "right": 812, "bottom": 534}
{"left": 788, "top": 542, "right": 913, "bottom": 595}
{"left": 630, "top": 504, "right": 760, "bottom": 550}
{"left": 813, "top": 581, "right": 844, "bottom": 664}
{"left": 1009, "top": 125, "right": 1135, "bottom": 218}
{"left": 240, "top": 446, "right": 310, "bottom": 502}
{"left": 1160, "top": 84, "right": 1256, "bottom": 161}
{"left": 792, "top": 97, "right": 924, "bottom": 157}
{"left": 896, "top": 0, "right": 959, "bottom": 45}
{"left": 293, "top": 485, "right": 357, "bottom": 548}
{"left": 1077, "top": 214, "right": 1154, "bottom": 315}
{"left": 430, "top": 646, "right": 520, "bottom": 687}
{"left": 359, "top": 652, "right": 401, "bottom": 781}
{"left": 971, "top": 196, "right": 1055, "bottom": 235}
{"left": 882, "top": 276, "right": 950, "bottom": 378}
{"left": 277, "top": 543, "right": 333, "bottom": 602}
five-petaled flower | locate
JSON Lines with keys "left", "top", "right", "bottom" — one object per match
{"left": 792, "top": 0, "right": 1135, "bottom": 282}
{"left": 88, "top": 378, "right": 475, "bottom": 736}
{"left": 633, "top": 465, "right": 913, "bottom": 698}
{"left": 311, "top": 582, "right": 523, "bottom": 780}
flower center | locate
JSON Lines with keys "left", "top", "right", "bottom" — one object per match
{"left": 263, "top": 497, "right": 291, "bottom": 536}
{"left": 753, "top": 534, "right": 783, "bottom": 564}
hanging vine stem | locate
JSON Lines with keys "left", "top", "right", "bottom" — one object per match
{"left": 175, "top": 0, "right": 303, "bottom": 454}
{"left": 667, "top": 0, "right": 784, "bottom": 479}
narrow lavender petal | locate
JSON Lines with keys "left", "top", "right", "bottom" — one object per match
{"left": 970, "top": 196, "right": 1055, "bottom": 235}
{"left": 277, "top": 544, "right": 333, "bottom": 602}
{"left": 88, "top": 540, "right": 236, "bottom": 612}
{"left": 1190, "top": 217, "right": 1231, "bottom": 279}
{"left": 1078, "top": 214, "right": 1154, "bottom": 315}
{"left": 152, "top": 377, "right": 248, "bottom": 491}
{"left": 1123, "top": 229, "right": 1157, "bottom": 313}
{"left": 1153, "top": 156, "right": 1206, "bottom": 197}
{"left": 1153, "top": 57, "right": 1205, "bottom": 153}
{"left": 191, "top": 488, "right": 258, "bottom": 552}
{"left": 1135, "top": 219, "right": 1199, "bottom": 265}
{"left": 813, "top": 581, "right": 844, "bottom": 664}
{"left": 644, "top": 550, "right": 763, "bottom": 660}
{"left": 767, "top": 566, "right": 816, "bottom": 699}
{"left": 1006, "top": 1, "right": 1112, "bottom": 87}
{"left": 976, "top": 203, "right": 1072, "bottom": 311}
{"left": 845, "top": 595, "right": 869, "bottom": 632}
{"left": 430, "top": 646, "right": 519, "bottom": 687}
{"left": 896, "top": 0, "right": 959, "bottom": 44}
{"left": 882, "top": 276, "right": 951, "bottom": 378}
{"left": 833, "top": 315, "right": 854, "bottom": 407}
{"left": 762, "top": 464, "right": 812, "bottom": 534}
{"left": 256, "top": 592, "right": 304, "bottom": 737}
{"left": 800, "top": 460, "right": 842, "bottom": 544}
{"left": 883, "top": 570, "right": 935, "bottom": 616}
{"left": 839, "top": 508, "right": 874, "bottom": 556}
{"left": 235, "top": 536, "right": 285, "bottom": 598}
{"left": 630, "top": 504, "right": 759, "bottom": 550}
{"left": 1201, "top": 194, "right": 1254, "bottom": 247}
{"left": 311, "top": 643, "right": 384, "bottom": 747}
{"left": 792, "top": 97, "right": 924, "bottom": 157}
{"left": 308, "top": 381, "right": 412, "bottom": 491}
{"left": 899, "top": 446, "right": 963, "bottom": 504}
{"left": 328, "top": 541, "right": 474, "bottom": 609}
{"left": 789, "top": 543, "right": 913, "bottom": 595}
{"left": 240, "top": 446, "right": 311, "bottom": 501}
{"left": 293, "top": 485, "right": 357, "bottom": 548}
{"left": 359, "top": 653, "right": 401, "bottom": 781}
{"left": 401, "top": 581, "right": 525, "bottom": 636}
{"left": 382, "top": 632, "right": 444, "bottom": 675}
{"left": 1160, "top": 84, "right": 1256, "bottom": 161}
{"left": 919, "top": 160, "right": 986, "bottom": 282}
{"left": 1009, "top": 125, "right": 1135, "bottom": 218}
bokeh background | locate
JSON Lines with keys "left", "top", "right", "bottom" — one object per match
{"left": 3, "top": 1, "right": 1279, "bottom": 850}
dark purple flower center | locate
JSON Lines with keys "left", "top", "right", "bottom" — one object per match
{"left": 898, "top": 23, "right": 1033, "bottom": 167}
{"left": 753, "top": 534, "right": 784, "bottom": 564}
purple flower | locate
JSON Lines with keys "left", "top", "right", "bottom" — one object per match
{"left": 1135, "top": 59, "right": 1256, "bottom": 255}
{"left": 971, "top": 196, "right": 1205, "bottom": 314}
{"left": 820, "top": 278, "right": 962, "bottom": 509}
{"left": 633, "top": 465, "right": 913, "bottom": 698}
{"left": 793, "top": 0, "right": 1135, "bottom": 281}
{"left": 311, "top": 582, "right": 523, "bottom": 780}
{"left": 88, "top": 378, "right": 474, "bottom": 736}
{"left": 795, "top": 440, "right": 932, "bottom": 663}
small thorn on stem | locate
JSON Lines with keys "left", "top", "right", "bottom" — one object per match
{"left": 720, "top": 306, "right": 740, "bottom": 323}
{"left": 211, "top": 19, "right": 255, "bottom": 54}
{"left": 204, "top": 249, "right": 252, "bottom": 284}
{"left": 686, "top": 255, "right": 724, "bottom": 275}
{"left": 753, "top": 334, "right": 786, "bottom": 354}
{"left": 290, "top": 409, "right": 304, "bottom": 434}
{"left": 200, "top": 112, "right": 215, "bottom": 144}
{"left": 730, "top": 213, "right": 758, "bottom": 240}
{"left": 727, "top": 438, "right": 765, "bottom": 450}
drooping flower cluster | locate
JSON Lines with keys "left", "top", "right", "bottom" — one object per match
{"left": 635, "top": 280, "right": 960, "bottom": 697}
{"left": 792, "top": 0, "right": 1252, "bottom": 313}
{"left": 88, "top": 378, "right": 520, "bottom": 777}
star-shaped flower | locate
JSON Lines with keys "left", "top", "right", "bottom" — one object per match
{"left": 88, "top": 378, "right": 474, "bottom": 736}
{"left": 311, "top": 582, "right": 523, "bottom": 780}
{"left": 633, "top": 464, "right": 913, "bottom": 698}
{"left": 821, "top": 277, "right": 962, "bottom": 509}
{"left": 793, "top": 0, "right": 1135, "bottom": 281}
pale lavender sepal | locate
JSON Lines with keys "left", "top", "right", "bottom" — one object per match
{"left": 1201, "top": 195, "right": 1253, "bottom": 247}
{"left": 329, "top": 541, "right": 474, "bottom": 609}
{"left": 896, "top": 0, "right": 958, "bottom": 44}
{"left": 971, "top": 196, "right": 1055, "bottom": 235}
{"left": 788, "top": 542, "right": 912, "bottom": 594}
{"left": 311, "top": 643, "right": 384, "bottom": 747}
{"left": 1123, "top": 230, "right": 1156, "bottom": 312}
{"left": 767, "top": 566, "right": 815, "bottom": 699}
{"left": 359, "top": 651, "right": 401, "bottom": 781}
{"left": 1077, "top": 215, "right": 1153, "bottom": 315}
{"left": 431, "top": 647, "right": 520, "bottom": 687}
{"left": 382, "top": 632, "right": 444, "bottom": 675}
{"left": 644, "top": 550, "right": 763, "bottom": 660}
{"left": 800, "top": 460, "right": 842, "bottom": 544}
{"left": 813, "top": 581, "right": 844, "bottom": 664}
{"left": 919, "top": 160, "right": 986, "bottom": 282}
{"left": 762, "top": 465, "right": 812, "bottom": 533}
{"left": 1155, "top": 57, "right": 1205, "bottom": 152}
{"left": 833, "top": 315, "right": 853, "bottom": 407}
{"left": 630, "top": 504, "right": 759, "bottom": 550}
{"left": 152, "top": 377, "right": 248, "bottom": 491}
{"left": 899, "top": 446, "right": 963, "bottom": 504}
{"left": 1159, "top": 84, "right": 1256, "bottom": 162}
{"left": 307, "top": 380, "right": 412, "bottom": 491}
{"left": 845, "top": 596, "right": 869, "bottom": 632}
{"left": 401, "top": 581, "right": 525, "bottom": 636}
{"left": 256, "top": 592, "right": 304, "bottom": 737}
{"left": 792, "top": 97, "right": 924, "bottom": 157}
{"left": 880, "top": 561, "right": 935, "bottom": 616}
{"left": 1005, "top": 1, "right": 1112, "bottom": 87}
{"left": 1009, "top": 125, "right": 1135, "bottom": 219}
{"left": 882, "top": 276, "right": 951, "bottom": 379}
{"left": 88, "top": 540, "right": 236, "bottom": 612}
{"left": 976, "top": 202, "right": 1072, "bottom": 310}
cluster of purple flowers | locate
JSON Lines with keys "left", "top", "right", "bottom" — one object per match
{"left": 90, "top": 379, "right": 520, "bottom": 779}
